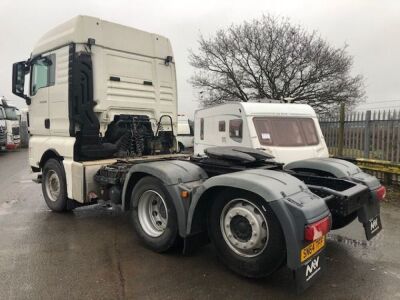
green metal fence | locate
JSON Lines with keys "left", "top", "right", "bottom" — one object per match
{"left": 319, "top": 110, "right": 400, "bottom": 162}
{"left": 319, "top": 110, "right": 400, "bottom": 184}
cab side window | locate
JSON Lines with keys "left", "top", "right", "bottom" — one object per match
{"left": 229, "top": 119, "right": 243, "bottom": 142}
{"left": 31, "top": 54, "right": 55, "bottom": 96}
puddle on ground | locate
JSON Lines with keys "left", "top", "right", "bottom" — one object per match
{"left": 328, "top": 233, "right": 369, "bottom": 248}
{"left": 328, "top": 231, "right": 385, "bottom": 249}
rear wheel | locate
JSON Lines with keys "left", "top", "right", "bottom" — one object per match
{"left": 208, "top": 190, "right": 286, "bottom": 278}
{"left": 42, "top": 158, "right": 68, "bottom": 212}
{"left": 131, "top": 176, "right": 178, "bottom": 252}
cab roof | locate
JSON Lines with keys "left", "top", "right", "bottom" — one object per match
{"left": 32, "top": 15, "right": 173, "bottom": 60}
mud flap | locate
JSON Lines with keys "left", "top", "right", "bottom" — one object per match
{"left": 294, "top": 251, "right": 326, "bottom": 293}
{"left": 363, "top": 215, "right": 382, "bottom": 240}
{"left": 358, "top": 195, "right": 382, "bottom": 240}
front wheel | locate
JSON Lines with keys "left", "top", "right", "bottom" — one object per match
{"left": 42, "top": 158, "right": 68, "bottom": 212}
{"left": 208, "top": 190, "right": 286, "bottom": 278}
{"left": 131, "top": 176, "right": 178, "bottom": 252}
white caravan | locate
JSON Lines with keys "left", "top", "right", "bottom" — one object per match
{"left": 176, "top": 115, "right": 194, "bottom": 152}
{"left": 194, "top": 102, "right": 329, "bottom": 164}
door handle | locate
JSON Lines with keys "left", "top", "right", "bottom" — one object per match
{"left": 44, "top": 119, "right": 50, "bottom": 129}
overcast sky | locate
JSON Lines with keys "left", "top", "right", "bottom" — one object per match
{"left": 1, "top": 0, "right": 399, "bottom": 116}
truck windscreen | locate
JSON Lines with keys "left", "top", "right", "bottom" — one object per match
{"left": 253, "top": 117, "right": 319, "bottom": 147}
{"left": 5, "top": 108, "right": 18, "bottom": 120}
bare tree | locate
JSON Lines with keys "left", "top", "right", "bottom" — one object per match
{"left": 189, "top": 15, "right": 365, "bottom": 113}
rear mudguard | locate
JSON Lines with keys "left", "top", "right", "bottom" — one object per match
{"left": 187, "top": 169, "right": 331, "bottom": 271}
{"left": 285, "top": 158, "right": 382, "bottom": 237}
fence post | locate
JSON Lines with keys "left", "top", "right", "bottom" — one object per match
{"left": 364, "top": 110, "right": 371, "bottom": 158}
{"left": 338, "top": 102, "right": 345, "bottom": 156}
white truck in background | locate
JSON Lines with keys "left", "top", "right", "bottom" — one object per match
{"left": 0, "top": 98, "right": 20, "bottom": 150}
{"left": 19, "top": 108, "right": 29, "bottom": 148}
{"left": 194, "top": 102, "right": 329, "bottom": 164}
{"left": 0, "top": 106, "right": 6, "bottom": 151}
{"left": 12, "top": 15, "right": 385, "bottom": 292}
{"left": 177, "top": 114, "right": 194, "bottom": 152}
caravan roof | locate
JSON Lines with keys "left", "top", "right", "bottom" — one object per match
{"left": 195, "top": 102, "right": 317, "bottom": 118}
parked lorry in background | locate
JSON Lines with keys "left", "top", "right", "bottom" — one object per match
{"left": 0, "top": 106, "right": 6, "bottom": 151}
{"left": 12, "top": 16, "right": 385, "bottom": 292}
{"left": 177, "top": 114, "right": 194, "bottom": 152}
{"left": 19, "top": 108, "right": 29, "bottom": 148}
{"left": 0, "top": 98, "right": 20, "bottom": 150}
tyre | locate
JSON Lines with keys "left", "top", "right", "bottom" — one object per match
{"left": 208, "top": 190, "right": 286, "bottom": 278}
{"left": 42, "top": 158, "right": 68, "bottom": 212}
{"left": 131, "top": 176, "right": 178, "bottom": 252}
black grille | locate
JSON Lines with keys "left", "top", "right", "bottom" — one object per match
{"left": 12, "top": 127, "right": 19, "bottom": 135}
{"left": 0, "top": 126, "right": 5, "bottom": 143}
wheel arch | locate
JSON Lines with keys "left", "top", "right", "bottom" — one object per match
{"left": 284, "top": 158, "right": 362, "bottom": 179}
{"left": 121, "top": 160, "right": 208, "bottom": 237}
{"left": 39, "top": 149, "right": 63, "bottom": 169}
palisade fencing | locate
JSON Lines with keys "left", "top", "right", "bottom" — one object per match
{"left": 319, "top": 110, "right": 400, "bottom": 162}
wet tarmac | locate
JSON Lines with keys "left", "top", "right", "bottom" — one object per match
{"left": 1, "top": 149, "right": 400, "bottom": 299}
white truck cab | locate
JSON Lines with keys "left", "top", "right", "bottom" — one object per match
{"left": 194, "top": 102, "right": 329, "bottom": 164}
{"left": 12, "top": 15, "right": 177, "bottom": 202}
{"left": 0, "top": 99, "right": 20, "bottom": 150}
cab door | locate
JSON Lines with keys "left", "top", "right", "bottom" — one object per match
{"left": 29, "top": 55, "right": 55, "bottom": 136}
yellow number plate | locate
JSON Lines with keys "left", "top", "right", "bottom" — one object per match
{"left": 301, "top": 236, "right": 325, "bottom": 263}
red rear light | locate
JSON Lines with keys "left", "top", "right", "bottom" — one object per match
{"left": 376, "top": 186, "right": 386, "bottom": 202}
{"left": 304, "top": 216, "right": 330, "bottom": 241}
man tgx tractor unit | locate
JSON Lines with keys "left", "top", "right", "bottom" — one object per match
{"left": 12, "top": 16, "right": 385, "bottom": 291}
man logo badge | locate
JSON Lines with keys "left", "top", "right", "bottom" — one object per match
{"left": 305, "top": 256, "right": 321, "bottom": 281}
{"left": 370, "top": 218, "right": 379, "bottom": 233}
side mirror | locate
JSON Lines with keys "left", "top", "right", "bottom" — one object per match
{"left": 12, "top": 61, "right": 31, "bottom": 105}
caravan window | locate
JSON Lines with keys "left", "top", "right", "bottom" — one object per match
{"left": 253, "top": 117, "right": 319, "bottom": 146}
{"left": 229, "top": 119, "right": 242, "bottom": 142}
